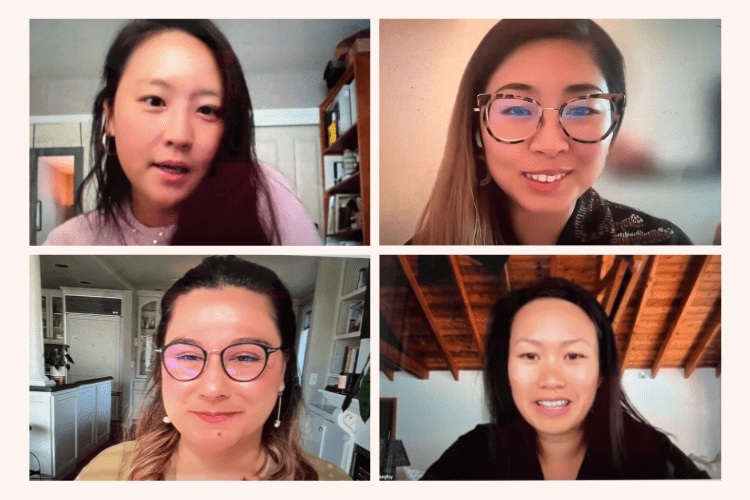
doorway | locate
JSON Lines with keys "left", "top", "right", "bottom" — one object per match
{"left": 30, "top": 147, "right": 83, "bottom": 245}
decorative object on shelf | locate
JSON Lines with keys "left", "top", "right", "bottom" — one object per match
{"left": 342, "top": 149, "right": 358, "bottom": 176}
{"left": 348, "top": 301, "right": 365, "bottom": 333}
{"left": 357, "top": 267, "right": 367, "bottom": 289}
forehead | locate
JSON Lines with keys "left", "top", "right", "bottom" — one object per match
{"left": 120, "top": 30, "right": 223, "bottom": 93}
{"left": 165, "top": 286, "right": 280, "bottom": 346}
{"left": 484, "top": 38, "right": 608, "bottom": 97}
{"left": 510, "top": 297, "right": 598, "bottom": 346}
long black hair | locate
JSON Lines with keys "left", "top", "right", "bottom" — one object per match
{"left": 484, "top": 277, "right": 649, "bottom": 475}
{"left": 77, "top": 19, "right": 278, "bottom": 245}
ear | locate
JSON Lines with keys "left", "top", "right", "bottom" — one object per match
{"left": 102, "top": 99, "right": 115, "bottom": 136}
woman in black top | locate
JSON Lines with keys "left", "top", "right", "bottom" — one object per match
{"left": 422, "top": 278, "right": 709, "bottom": 480}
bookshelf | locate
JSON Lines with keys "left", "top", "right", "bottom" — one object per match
{"left": 319, "top": 45, "right": 370, "bottom": 245}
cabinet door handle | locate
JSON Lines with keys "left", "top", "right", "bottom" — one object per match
{"left": 319, "top": 427, "right": 323, "bottom": 432}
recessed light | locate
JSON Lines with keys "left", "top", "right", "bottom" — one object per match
{"left": 79, "top": 281, "right": 92, "bottom": 285}
{"left": 54, "top": 264, "right": 69, "bottom": 268}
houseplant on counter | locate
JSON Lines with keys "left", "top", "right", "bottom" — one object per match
{"left": 45, "top": 345, "right": 74, "bottom": 385}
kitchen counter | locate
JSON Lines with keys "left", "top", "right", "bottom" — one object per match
{"left": 29, "top": 376, "right": 113, "bottom": 392}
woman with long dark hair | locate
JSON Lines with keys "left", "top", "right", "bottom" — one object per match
{"left": 77, "top": 256, "right": 348, "bottom": 480}
{"left": 44, "top": 20, "right": 320, "bottom": 245}
{"left": 422, "top": 278, "right": 707, "bottom": 479}
{"left": 411, "top": 19, "right": 691, "bottom": 245}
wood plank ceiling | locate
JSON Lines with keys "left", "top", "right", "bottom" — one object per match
{"left": 380, "top": 255, "right": 721, "bottom": 381}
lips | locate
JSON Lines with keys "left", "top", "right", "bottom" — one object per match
{"left": 535, "top": 399, "right": 571, "bottom": 417}
{"left": 522, "top": 170, "right": 571, "bottom": 183}
{"left": 153, "top": 161, "right": 191, "bottom": 175}
{"left": 192, "top": 411, "right": 240, "bottom": 424}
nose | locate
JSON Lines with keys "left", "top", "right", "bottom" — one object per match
{"left": 528, "top": 108, "right": 569, "bottom": 157}
{"left": 537, "top": 358, "right": 566, "bottom": 389}
{"left": 163, "top": 107, "right": 193, "bottom": 150}
{"left": 196, "top": 352, "right": 230, "bottom": 399}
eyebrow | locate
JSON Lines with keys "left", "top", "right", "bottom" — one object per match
{"left": 167, "top": 336, "right": 275, "bottom": 348}
{"left": 140, "top": 78, "right": 222, "bottom": 98}
{"left": 495, "top": 82, "right": 604, "bottom": 95}
{"left": 514, "top": 338, "right": 593, "bottom": 348}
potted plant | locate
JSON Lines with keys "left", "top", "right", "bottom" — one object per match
{"left": 45, "top": 345, "right": 74, "bottom": 384}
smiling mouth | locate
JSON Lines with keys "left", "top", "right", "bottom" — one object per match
{"left": 523, "top": 171, "right": 570, "bottom": 183}
{"left": 536, "top": 400, "right": 570, "bottom": 408}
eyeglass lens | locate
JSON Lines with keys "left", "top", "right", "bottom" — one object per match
{"left": 486, "top": 97, "right": 615, "bottom": 142}
{"left": 162, "top": 343, "right": 269, "bottom": 381}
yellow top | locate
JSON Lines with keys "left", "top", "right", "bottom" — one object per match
{"left": 76, "top": 441, "right": 352, "bottom": 481}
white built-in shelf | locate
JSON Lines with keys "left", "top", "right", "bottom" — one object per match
{"left": 340, "top": 286, "right": 366, "bottom": 302}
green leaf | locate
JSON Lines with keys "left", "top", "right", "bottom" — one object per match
{"left": 358, "top": 371, "right": 370, "bottom": 422}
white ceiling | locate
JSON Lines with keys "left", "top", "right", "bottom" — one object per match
{"left": 39, "top": 255, "right": 322, "bottom": 297}
{"left": 30, "top": 19, "right": 370, "bottom": 79}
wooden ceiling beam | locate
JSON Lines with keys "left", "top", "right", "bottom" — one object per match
{"left": 620, "top": 255, "right": 657, "bottom": 375}
{"left": 612, "top": 255, "right": 648, "bottom": 334}
{"left": 500, "top": 260, "right": 512, "bottom": 293}
{"left": 449, "top": 255, "right": 485, "bottom": 359}
{"left": 397, "top": 256, "right": 460, "bottom": 380}
{"left": 601, "top": 257, "right": 629, "bottom": 317}
{"left": 684, "top": 319, "right": 721, "bottom": 379}
{"left": 380, "top": 339, "right": 429, "bottom": 380}
{"left": 652, "top": 256, "right": 714, "bottom": 377}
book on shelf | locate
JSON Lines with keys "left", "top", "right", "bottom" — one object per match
{"left": 350, "top": 79, "right": 357, "bottom": 124}
{"left": 325, "top": 102, "right": 339, "bottom": 146}
{"left": 324, "top": 155, "right": 344, "bottom": 190}
{"left": 327, "top": 194, "right": 362, "bottom": 235}
{"left": 341, "top": 346, "right": 360, "bottom": 373}
{"left": 337, "top": 83, "right": 352, "bottom": 134}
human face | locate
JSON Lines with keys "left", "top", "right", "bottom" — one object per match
{"left": 105, "top": 30, "right": 224, "bottom": 218}
{"left": 507, "top": 298, "right": 600, "bottom": 440}
{"left": 161, "top": 287, "right": 286, "bottom": 454}
{"left": 481, "top": 39, "right": 612, "bottom": 216}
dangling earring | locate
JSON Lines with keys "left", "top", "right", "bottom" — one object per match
{"left": 475, "top": 130, "right": 492, "bottom": 186}
{"left": 163, "top": 415, "right": 171, "bottom": 424}
{"left": 274, "top": 391, "right": 283, "bottom": 428}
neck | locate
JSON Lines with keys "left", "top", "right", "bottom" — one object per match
{"left": 536, "top": 428, "right": 587, "bottom": 480}
{"left": 509, "top": 203, "right": 574, "bottom": 245}
{"left": 130, "top": 193, "right": 179, "bottom": 228}
{"left": 173, "top": 438, "right": 268, "bottom": 480}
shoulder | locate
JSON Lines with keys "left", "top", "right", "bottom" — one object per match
{"left": 43, "top": 211, "right": 126, "bottom": 246}
{"left": 622, "top": 416, "right": 710, "bottom": 479}
{"left": 566, "top": 189, "right": 693, "bottom": 245}
{"left": 75, "top": 442, "right": 136, "bottom": 480}
{"left": 301, "top": 450, "right": 351, "bottom": 480}
{"left": 257, "top": 164, "right": 322, "bottom": 245}
{"left": 421, "top": 424, "right": 494, "bottom": 480}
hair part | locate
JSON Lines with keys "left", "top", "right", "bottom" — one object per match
{"left": 77, "top": 19, "right": 278, "bottom": 245}
{"left": 127, "top": 256, "right": 316, "bottom": 480}
{"left": 484, "top": 277, "right": 648, "bottom": 475}
{"left": 414, "top": 20, "right": 625, "bottom": 244}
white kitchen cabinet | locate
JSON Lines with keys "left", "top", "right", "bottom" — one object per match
{"left": 41, "top": 289, "right": 64, "bottom": 343}
{"left": 29, "top": 378, "right": 112, "bottom": 479}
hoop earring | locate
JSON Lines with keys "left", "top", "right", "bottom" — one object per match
{"left": 479, "top": 168, "right": 492, "bottom": 187}
{"left": 163, "top": 415, "right": 171, "bottom": 424}
{"left": 102, "top": 134, "right": 117, "bottom": 156}
{"left": 273, "top": 391, "right": 283, "bottom": 428}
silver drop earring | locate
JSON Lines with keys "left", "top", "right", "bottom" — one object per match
{"left": 163, "top": 415, "right": 171, "bottom": 424}
{"left": 274, "top": 391, "right": 283, "bottom": 428}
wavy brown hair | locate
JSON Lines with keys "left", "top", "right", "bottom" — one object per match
{"left": 126, "top": 256, "right": 317, "bottom": 480}
{"left": 413, "top": 19, "right": 625, "bottom": 245}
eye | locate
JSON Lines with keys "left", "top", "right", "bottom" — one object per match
{"left": 519, "top": 353, "right": 539, "bottom": 360}
{"left": 566, "top": 353, "right": 585, "bottom": 360}
{"left": 564, "top": 106, "right": 597, "bottom": 117}
{"left": 144, "top": 96, "right": 165, "bottom": 107}
{"left": 197, "top": 105, "right": 221, "bottom": 118}
{"left": 502, "top": 107, "right": 531, "bottom": 117}
{"left": 175, "top": 353, "right": 203, "bottom": 362}
{"left": 231, "top": 354, "right": 262, "bottom": 363}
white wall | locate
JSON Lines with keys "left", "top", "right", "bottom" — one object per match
{"left": 380, "top": 19, "right": 721, "bottom": 244}
{"left": 379, "top": 370, "right": 487, "bottom": 472}
{"left": 622, "top": 368, "right": 721, "bottom": 459}
{"left": 381, "top": 367, "right": 720, "bottom": 472}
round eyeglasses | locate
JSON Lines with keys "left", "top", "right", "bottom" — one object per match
{"left": 156, "top": 342, "right": 283, "bottom": 382}
{"left": 475, "top": 93, "right": 626, "bottom": 144}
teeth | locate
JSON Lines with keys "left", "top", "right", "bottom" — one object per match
{"left": 537, "top": 400, "right": 569, "bottom": 408}
{"left": 524, "top": 172, "right": 568, "bottom": 183}
{"left": 159, "top": 165, "right": 185, "bottom": 174}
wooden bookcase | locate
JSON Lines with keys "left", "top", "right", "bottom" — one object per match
{"left": 319, "top": 48, "right": 370, "bottom": 245}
